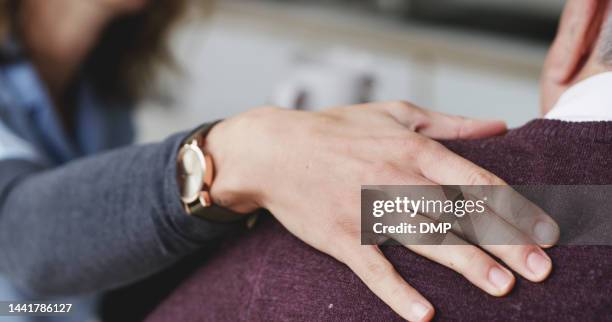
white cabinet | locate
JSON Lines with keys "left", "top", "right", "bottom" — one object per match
{"left": 135, "top": 1, "right": 547, "bottom": 142}
{"left": 431, "top": 62, "right": 540, "bottom": 126}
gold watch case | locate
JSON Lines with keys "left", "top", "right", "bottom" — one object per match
{"left": 176, "top": 128, "right": 251, "bottom": 224}
{"left": 177, "top": 139, "right": 213, "bottom": 214}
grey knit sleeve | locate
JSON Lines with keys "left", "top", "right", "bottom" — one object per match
{"left": 0, "top": 124, "right": 236, "bottom": 297}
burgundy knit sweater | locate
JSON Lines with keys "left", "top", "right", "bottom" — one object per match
{"left": 145, "top": 120, "right": 612, "bottom": 322}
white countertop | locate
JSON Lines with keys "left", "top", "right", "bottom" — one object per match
{"left": 215, "top": 0, "right": 549, "bottom": 78}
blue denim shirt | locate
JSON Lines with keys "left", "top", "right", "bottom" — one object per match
{"left": 0, "top": 53, "right": 134, "bottom": 165}
{"left": 0, "top": 37, "right": 134, "bottom": 322}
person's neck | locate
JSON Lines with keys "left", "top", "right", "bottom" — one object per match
{"left": 571, "top": 59, "right": 612, "bottom": 86}
{"left": 18, "top": 0, "right": 116, "bottom": 103}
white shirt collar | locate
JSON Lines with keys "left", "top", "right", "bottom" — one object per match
{"left": 545, "top": 71, "right": 612, "bottom": 122}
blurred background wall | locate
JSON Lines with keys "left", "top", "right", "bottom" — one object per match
{"left": 135, "top": 0, "right": 565, "bottom": 143}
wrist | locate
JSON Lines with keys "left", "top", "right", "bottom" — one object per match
{"left": 205, "top": 107, "right": 281, "bottom": 213}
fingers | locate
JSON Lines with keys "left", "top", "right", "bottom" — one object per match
{"left": 409, "top": 242, "right": 515, "bottom": 297}
{"left": 417, "top": 142, "right": 507, "bottom": 186}
{"left": 408, "top": 161, "right": 555, "bottom": 281}
{"left": 372, "top": 101, "right": 507, "bottom": 140}
{"left": 368, "top": 169, "right": 553, "bottom": 283}
{"left": 371, "top": 175, "right": 554, "bottom": 286}
{"left": 482, "top": 244, "right": 553, "bottom": 282}
{"left": 385, "top": 213, "right": 516, "bottom": 296}
{"left": 400, "top": 127, "right": 558, "bottom": 247}
{"left": 445, "top": 203, "right": 554, "bottom": 282}
{"left": 461, "top": 186, "right": 560, "bottom": 247}
{"left": 418, "top": 111, "right": 508, "bottom": 140}
{"left": 341, "top": 244, "right": 435, "bottom": 322}
{"left": 411, "top": 143, "right": 557, "bottom": 281}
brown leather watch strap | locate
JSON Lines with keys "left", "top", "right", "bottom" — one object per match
{"left": 179, "top": 121, "right": 249, "bottom": 223}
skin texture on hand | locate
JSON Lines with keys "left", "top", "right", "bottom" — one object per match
{"left": 205, "top": 102, "right": 555, "bottom": 322}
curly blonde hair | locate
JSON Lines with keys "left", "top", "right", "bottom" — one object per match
{"left": 0, "top": 0, "right": 194, "bottom": 101}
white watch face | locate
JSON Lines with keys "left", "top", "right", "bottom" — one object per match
{"left": 178, "top": 145, "right": 205, "bottom": 203}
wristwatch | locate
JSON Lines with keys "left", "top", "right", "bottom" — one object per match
{"left": 176, "top": 124, "right": 245, "bottom": 223}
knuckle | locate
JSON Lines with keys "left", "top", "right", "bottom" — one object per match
{"left": 398, "top": 133, "right": 429, "bottom": 152}
{"left": 466, "top": 170, "right": 498, "bottom": 186}
{"left": 390, "top": 100, "right": 425, "bottom": 119}
{"left": 385, "top": 100, "right": 419, "bottom": 116}
{"left": 366, "top": 160, "right": 414, "bottom": 185}
{"left": 390, "top": 100, "right": 410, "bottom": 108}
{"left": 420, "top": 137, "right": 442, "bottom": 151}
{"left": 362, "top": 260, "right": 392, "bottom": 284}
{"left": 452, "top": 116, "right": 470, "bottom": 138}
{"left": 389, "top": 100, "right": 415, "bottom": 111}
{"left": 388, "top": 281, "right": 407, "bottom": 299}
{"left": 410, "top": 138, "right": 442, "bottom": 163}
{"left": 387, "top": 136, "right": 434, "bottom": 167}
{"left": 303, "top": 114, "right": 342, "bottom": 140}
{"left": 367, "top": 160, "right": 398, "bottom": 182}
{"left": 334, "top": 218, "right": 360, "bottom": 239}
{"left": 457, "top": 245, "right": 483, "bottom": 270}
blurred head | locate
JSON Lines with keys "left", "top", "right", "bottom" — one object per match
{"left": 0, "top": 0, "right": 191, "bottom": 101}
{"left": 541, "top": 0, "right": 612, "bottom": 114}
{"left": 100, "top": 0, "right": 150, "bottom": 15}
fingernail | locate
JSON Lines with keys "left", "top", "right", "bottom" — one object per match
{"left": 527, "top": 251, "right": 551, "bottom": 278}
{"left": 533, "top": 221, "right": 557, "bottom": 245}
{"left": 488, "top": 266, "right": 513, "bottom": 291}
{"left": 410, "top": 301, "right": 431, "bottom": 321}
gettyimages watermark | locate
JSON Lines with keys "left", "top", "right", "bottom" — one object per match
{"left": 361, "top": 185, "right": 612, "bottom": 246}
